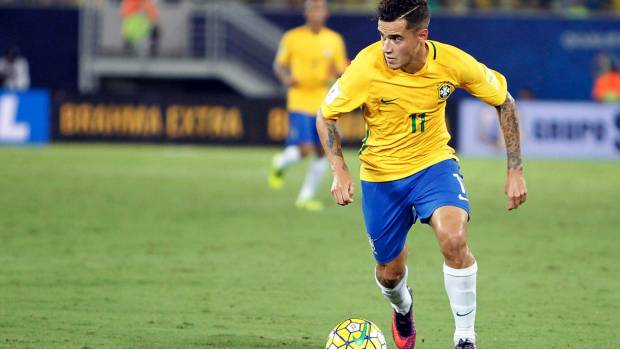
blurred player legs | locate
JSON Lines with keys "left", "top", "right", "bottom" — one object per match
{"left": 269, "top": 112, "right": 328, "bottom": 211}
{"left": 268, "top": 0, "right": 348, "bottom": 211}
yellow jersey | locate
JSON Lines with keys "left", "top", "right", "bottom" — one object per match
{"left": 321, "top": 40, "right": 507, "bottom": 182}
{"left": 276, "top": 26, "right": 348, "bottom": 115}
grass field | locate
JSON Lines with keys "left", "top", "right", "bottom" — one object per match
{"left": 1, "top": 144, "right": 619, "bottom": 348}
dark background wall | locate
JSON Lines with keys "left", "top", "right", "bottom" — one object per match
{"left": 261, "top": 10, "right": 620, "bottom": 101}
{"left": 1, "top": 5, "right": 618, "bottom": 101}
{"left": 0, "top": 7, "right": 79, "bottom": 92}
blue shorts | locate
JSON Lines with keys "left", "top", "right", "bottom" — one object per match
{"left": 286, "top": 112, "right": 321, "bottom": 146}
{"left": 361, "top": 159, "right": 471, "bottom": 264}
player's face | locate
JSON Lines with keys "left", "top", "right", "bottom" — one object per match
{"left": 305, "top": 1, "right": 328, "bottom": 28}
{"left": 378, "top": 19, "right": 428, "bottom": 71}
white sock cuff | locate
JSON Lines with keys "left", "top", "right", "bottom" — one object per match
{"left": 275, "top": 146, "right": 302, "bottom": 170}
{"left": 443, "top": 261, "right": 478, "bottom": 277}
{"left": 283, "top": 145, "right": 301, "bottom": 159}
{"left": 311, "top": 156, "right": 328, "bottom": 168}
{"left": 375, "top": 266, "right": 408, "bottom": 292}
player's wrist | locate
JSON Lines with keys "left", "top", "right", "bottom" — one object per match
{"left": 507, "top": 166, "right": 523, "bottom": 172}
{"left": 332, "top": 163, "right": 350, "bottom": 176}
{"left": 507, "top": 166, "right": 524, "bottom": 177}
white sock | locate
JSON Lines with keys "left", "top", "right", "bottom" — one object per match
{"left": 444, "top": 261, "right": 477, "bottom": 344}
{"left": 274, "top": 145, "right": 301, "bottom": 171}
{"left": 296, "top": 156, "right": 328, "bottom": 202}
{"left": 375, "top": 266, "right": 412, "bottom": 315}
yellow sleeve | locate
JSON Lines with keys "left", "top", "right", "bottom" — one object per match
{"left": 275, "top": 32, "right": 291, "bottom": 66}
{"left": 333, "top": 35, "right": 348, "bottom": 73}
{"left": 320, "top": 54, "right": 370, "bottom": 120}
{"left": 457, "top": 51, "right": 508, "bottom": 107}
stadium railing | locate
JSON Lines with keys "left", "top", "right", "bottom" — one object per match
{"left": 79, "top": 0, "right": 282, "bottom": 97}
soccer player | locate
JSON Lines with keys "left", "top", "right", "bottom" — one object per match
{"left": 316, "top": 0, "right": 527, "bottom": 348}
{"left": 268, "top": 0, "right": 348, "bottom": 211}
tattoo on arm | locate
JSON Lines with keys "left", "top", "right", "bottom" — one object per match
{"left": 496, "top": 92, "right": 522, "bottom": 169}
{"left": 324, "top": 120, "right": 348, "bottom": 170}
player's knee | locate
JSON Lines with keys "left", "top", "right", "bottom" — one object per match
{"left": 299, "top": 144, "right": 312, "bottom": 157}
{"left": 315, "top": 146, "right": 325, "bottom": 157}
{"left": 376, "top": 265, "right": 406, "bottom": 289}
{"left": 440, "top": 231, "right": 468, "bottom": 262}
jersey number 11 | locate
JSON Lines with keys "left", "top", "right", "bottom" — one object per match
{"left": 410, "top": 113, "right": 426, "bottom": 133}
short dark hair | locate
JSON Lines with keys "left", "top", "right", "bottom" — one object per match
{"left": 377, "top": 0, "right": 430, "bottom": 30}
{"left": 305, "top": 0, "right": 326, "bottom": 9}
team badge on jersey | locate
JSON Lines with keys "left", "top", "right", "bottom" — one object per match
{"left": 323, "top": 48, "right": 334, "bottom": 59}
{"left": 438, "top": 82, "right": 455, "bottom": 101}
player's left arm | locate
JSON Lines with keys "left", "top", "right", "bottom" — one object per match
{"left": 331, "top": 35, "right": 349, "bottom": 78}
{"left": 495, "top": 92, "right": 527, "bottom": 210}
{"left": 457, "top": 48, "right": 528, "bottom": 211}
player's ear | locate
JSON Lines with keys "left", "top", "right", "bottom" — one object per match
{"left": 417, "top": 28, "right": 429, "bottom": 41}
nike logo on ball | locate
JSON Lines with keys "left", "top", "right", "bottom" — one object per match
{"left": 352, "top": 322, "right": 368, "bottom": 345}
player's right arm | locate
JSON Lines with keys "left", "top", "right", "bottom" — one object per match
{"left": 273, "top": 62, "right": 296, "bottom": 88}
{"left": 273, "top": 32, "right": 297, "bottom": 88}
{"left": 317, "top": 50, "right": 371, "bottom": 206}
{"left": 316, "top": 110, "right": 354, "bottom": 205}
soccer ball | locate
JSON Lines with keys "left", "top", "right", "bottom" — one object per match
{"left": 325, "top": 318, "right": 387, "bottom": 349}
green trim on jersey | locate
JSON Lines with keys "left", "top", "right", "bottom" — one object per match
{"left": 429, "top": 41, "right": 437, "bottom": 60}
{"left": 359, "top": 128, "right": 370, "bottom": 155}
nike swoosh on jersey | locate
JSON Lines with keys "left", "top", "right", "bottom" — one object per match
{"left": 380, "top": 97, "right": 399, "bottom": 104}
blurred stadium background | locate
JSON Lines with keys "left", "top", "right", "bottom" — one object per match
{"left": 1, "top": 0, "right": 619, "bottom": 348}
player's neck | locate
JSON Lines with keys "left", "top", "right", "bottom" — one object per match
{"left": 401, "top": 42, "right": 428, "bottom": 75}
{"left": 307, "top": 23, "right": 324, "bottom": 34}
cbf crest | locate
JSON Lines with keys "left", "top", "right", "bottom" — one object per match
{"left": 438, "top": 81, "right": 455, "bottom": 101}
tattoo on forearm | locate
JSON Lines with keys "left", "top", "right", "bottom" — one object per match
{"left": 324, "top": 121, "right": 348, "bottom": 171}
{"left": 496, "top": 93, "right": 522, "bottom": 169}
{"left": 326, "top": 122, "right": 344, "bottom": 158}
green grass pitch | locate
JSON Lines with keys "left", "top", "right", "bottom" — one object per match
{"left": 0, "top": 144, "right": 619, "bottom": 348}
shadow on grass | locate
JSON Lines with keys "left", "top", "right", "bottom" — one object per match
{"left": 161, "top": 334, "right": 320, "bottom": 348}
